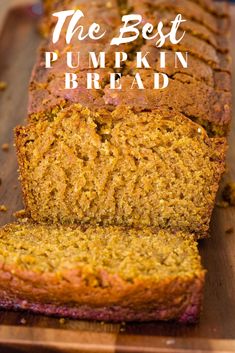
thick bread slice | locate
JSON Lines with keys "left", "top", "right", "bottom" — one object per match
{"left": 0, "top": 222, "right": 205, "bottom": 323}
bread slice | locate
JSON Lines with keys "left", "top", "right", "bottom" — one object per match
{"left": 127, "top": 0, "right": 229, "bottom": 34}
{"left": 189, "top": 0, "right": 229, "bottom": 18}
{"left": 15, "top": 106, "right": 226, "bottom": 237}
{"left": 137, "top": 8, "right": 230, "bottom": 53}
{"left": 0, "top": 222, "right": 205, "bottom": 323}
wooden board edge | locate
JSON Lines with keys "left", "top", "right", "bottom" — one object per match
{"left": 0, "top": 326, "right": 235, "bottom": 353}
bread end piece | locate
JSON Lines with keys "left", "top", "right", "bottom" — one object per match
{"left": 0, "top": 222, "right": 205, "bottom": 323}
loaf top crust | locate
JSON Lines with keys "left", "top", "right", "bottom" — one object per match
{"left": 29, "top": 0, "right": 232, "bottom": 135}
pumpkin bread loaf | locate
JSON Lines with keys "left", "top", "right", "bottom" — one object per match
{"left": 5, "top": 0, "right": 230, "bottom": 323}
{"left": 0, "top": 222, "right": 205, "bottom": 323}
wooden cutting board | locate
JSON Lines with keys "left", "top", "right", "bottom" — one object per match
{"left": 0, "top": 2, "right": 234, "bottom": 352}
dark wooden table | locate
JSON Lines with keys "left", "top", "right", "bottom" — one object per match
{"left": 0, "top": 2, "right": 234, "bottom": 352}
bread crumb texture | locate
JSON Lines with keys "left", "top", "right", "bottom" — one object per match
{"left": 0, "top": 223, "right": 203, "bottom": 279}
{"left": 16, "top": 105, "right": 226, "bottom": 237}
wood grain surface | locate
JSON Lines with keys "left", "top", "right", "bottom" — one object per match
{"left": 0, "top": 2, "right": 234, "bottom": 353}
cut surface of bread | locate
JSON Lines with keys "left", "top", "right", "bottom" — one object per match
{"left": 0, "top": 222, "right": 205, "bottom": 323}
{"left": 15, "top": 106, "right": 226, "bottom": 236}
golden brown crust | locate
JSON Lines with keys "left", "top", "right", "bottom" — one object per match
{"left": 127, "top": 0, "right": 230, "bottom": 34}
{"left": 0, "top": 270, "right": 205, "bottom": 322}
{"left": 29, "top": 0, "right": 232, "bottom": 133}
{"left": 0, "top": 263, "right": 204, "bottom": 309}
